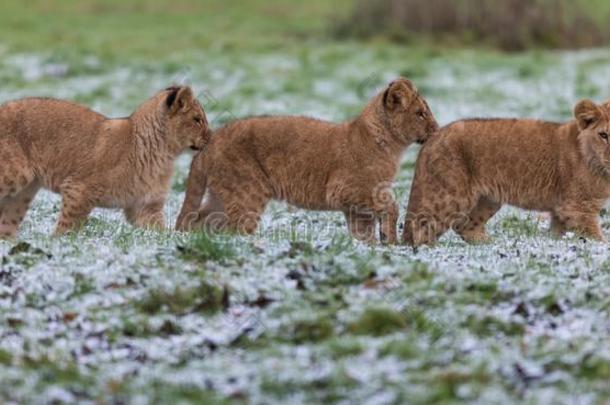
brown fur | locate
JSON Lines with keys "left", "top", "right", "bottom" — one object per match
{"left": 176, "top": 78, "right": 439, "bottom": 244}
{"left": 403, "top": 100, "right": 610, "bottom": 246}
{"left": 0, "top": 86, "right": 210, "bottom": 238}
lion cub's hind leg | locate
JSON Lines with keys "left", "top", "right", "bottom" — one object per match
{"left": 223, "top": 192, "right": 270, "bottom": 235}
{"left": 453, "top": 197, "right": 501, "bottom": 244}
{"left": 0, "top": 181, "right": 40, "bottom": 240}
{"left": 185, "top": 189, "right": 227, "bottom": 232}
{"left": 405, "top": 186, "right": 478, "bottom": 247}
{"left": 0, "top": 145, "right": 35, "bottom": 200}
{"left": 54, "top": 182, "right": 96, "bottom": 236}
{"left": 0, "top": 150, "right": 38, "bottom": 239}
{"left": 404, "top": 149, "right": 479, "bottom": 247}
{"left": 212, "top": 175, "right": 272, "bottom": 236}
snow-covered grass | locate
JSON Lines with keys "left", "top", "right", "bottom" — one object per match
{"left": 1, "top": 45, "right": 610, "bottom": 404}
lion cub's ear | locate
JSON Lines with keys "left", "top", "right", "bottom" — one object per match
{"left": 575, "top": 100, "right": 602, "bottom": 130}
{"left": 166, "top": 86, "right": 195, "bottom": 114}
{"left": 383, "top": 79, "right": 416, "bottom": 111}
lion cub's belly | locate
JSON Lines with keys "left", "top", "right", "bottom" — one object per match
{"left": 481, "top": 179, "right": 557, "bottom": 212}
{"left": 267, "top": 171, "right": 334, "bottom": 211}
{"left": 278, "top": 189, "right": 333, "bottom": 211}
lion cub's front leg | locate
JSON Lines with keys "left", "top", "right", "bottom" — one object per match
{"left": 376, "top": 201, "right": 399, "bottom": 244}
{"left": 574, "top": 217, "right": 605, "bottom": 242}
{"left": 343, "top": 201, "right": 399, "bottom": 245}
{"left": 554, "top": 207, "right": 606, "bottom": 242}
{"left": 339, "top": 182, "right": 399, "bottom": 244}
{"left": 54, "top": 183, "right": 95, "bottom": 236}
{"left": 550, "top": 214, "right": 567, "bottom": 238}
{"left": 124, "top": 199, "right": 166, "bottom": 230}
{"left": 370, "top": 182, "right": 399, "bottom": 244}
{"left": 344, "top": 209, "right": 376, "bottom": 244}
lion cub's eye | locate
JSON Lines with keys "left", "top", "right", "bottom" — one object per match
{"left": 599, "top": 131, "right": 609, "bottom": 141}
{"left": 417, "top": 111, "right": 426, "bottom": 120}
{"left": 194, "top": 116, "right": 203, "bottom": 125}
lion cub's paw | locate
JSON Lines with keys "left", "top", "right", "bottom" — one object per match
{"left": 460, "top": 230, "right": 493, "bottom": 245}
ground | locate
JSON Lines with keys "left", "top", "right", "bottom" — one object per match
{"left": 1, "top": 1, "right": 610, "bottom": 404}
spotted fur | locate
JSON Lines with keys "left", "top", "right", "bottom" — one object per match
{"left": 404, "top": 100, "right": 610, "bottom": 246}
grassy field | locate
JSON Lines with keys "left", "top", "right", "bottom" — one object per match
{"left": 2, "top": 1, "right": 610, "bottom": 404}
{"left": 0, "top": 0, "right": 352, "bottom": 58}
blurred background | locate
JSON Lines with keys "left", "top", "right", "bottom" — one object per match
{"left": 2, "top": 0, "right": 609, "bottom": 125}
{"left": 3, "top": 0, "right": 609, "bottom": 55}
{"left": 337, "top": 0, "right": 610, "bottom": 51}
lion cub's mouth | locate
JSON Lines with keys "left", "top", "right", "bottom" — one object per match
{"left": 190, "top": 146, "right": 201, "bottom": 151}
{"left": 417, "top": 129, "right": 441, "bottom": 144}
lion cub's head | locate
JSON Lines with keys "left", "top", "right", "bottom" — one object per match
{"left": 380, "top": 78, "right": 439, "bottom": 145}
{"left": 161, "top": 86, "right": 210, "bottom": 152}
{"left": 575, "top": 100, "right": 610, "bottom": 174}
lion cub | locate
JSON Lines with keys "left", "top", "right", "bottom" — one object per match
{"left": 0, "top": 86, "right": 209, "bottom": 238}
{"left": 176, "top": 78, "right": 439, "bottom": 244}
{"left": 403, "top": 100, "right": 610, "bottom": 246}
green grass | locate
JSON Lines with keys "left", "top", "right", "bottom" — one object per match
{"left": 286, "top": 315, "right": 335, "bottom": 343}
{"left": 334, "top": 0, "right": 610, "bottom": 51}
{"left": 0, "top": 349, "right": 12, "bottom": 366}
{"left": 0, "top": 0, "right": 352, "bottom": 58}
{"left": 349, "top": 307, "right": 407, "bottom": 336}
{"left": 137, "top": 280, "right": 228, "bottom": 315}
{"left": 178, "top": 232, "right": 237, "bottom": 264}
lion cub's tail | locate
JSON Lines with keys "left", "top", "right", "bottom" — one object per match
{"left": 175, "top": 151, "right": 208, "bottom": 231}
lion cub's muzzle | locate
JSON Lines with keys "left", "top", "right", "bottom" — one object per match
{"left": 417, "top": 121, "right": 441, "bottom": 144}
{"left": 191, "top": 127, "right": 212, "bottom": 151}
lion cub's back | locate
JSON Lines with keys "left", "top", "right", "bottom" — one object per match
{"left": 442, "top": 117, "right": 560, "bottom": 148}
{"left": 208, "top": 115, "right": 337, "bottom": 161}
{"left": 205, "top": 116, "right": 341, "bottom": 206}
{"left": 418, "top": 118, "right": 564, "bottom": 208}
{"left": 423, "top": 118, "right": 561, "bottom": 167}
{"left": 0, "top": 98, "right": 105, "bottom": 143}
